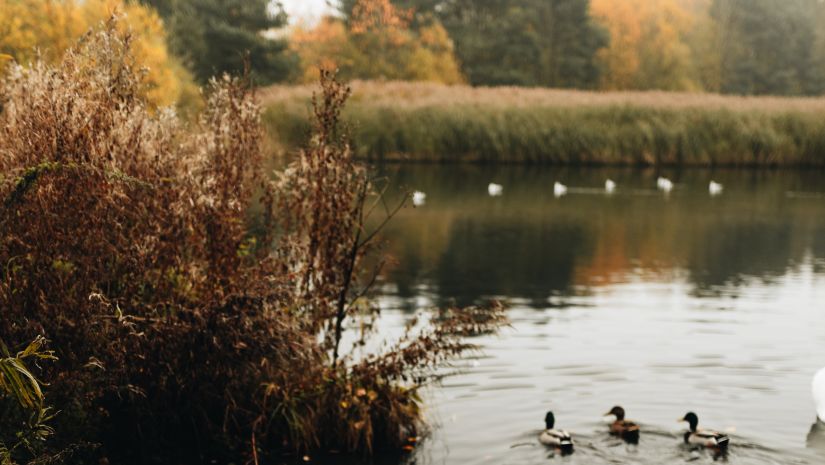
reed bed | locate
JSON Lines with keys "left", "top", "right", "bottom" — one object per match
{"left": 261, "top": 81, "right": 825, "bottom": 166}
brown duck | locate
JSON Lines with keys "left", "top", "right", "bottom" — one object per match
{"left": 605, "top": 406, "right": 640, "bottom": 443}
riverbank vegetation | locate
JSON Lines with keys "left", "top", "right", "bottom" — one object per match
{"left": 293, "top": 0, "right": 825, "bottom": 95}
{"left": 4, "top": 1, "right": 825, "bottom": 99}
{"left": 262, "top": 81, "right": 825, "bottom": 165}
{"left": 0, "top": 21, "right": 505, "bottom": 465}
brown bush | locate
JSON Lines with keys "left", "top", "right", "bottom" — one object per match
{"left": 0, "top": 18, "right": 505, "bottom": 465}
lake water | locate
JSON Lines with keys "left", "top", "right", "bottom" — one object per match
{"left": 356, "top": 164, "right": 825, "bottom": 465}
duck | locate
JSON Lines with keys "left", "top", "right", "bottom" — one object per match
{"left": 814, "top": 366, "right": 825, "bottom": 422}
{"left": 553, "top": 182, "right": 568, "bottom": 198}
{"left": 605, "top": 179, "right": 617, "bottom": 194}
{"left": 709, "top": 181, "right": 724, "bottom": 196}
{"left": 539, "top": 411, "right": 574, "bottom": 453}
{"left": 657, "top": 177, "right": 674, "bottom": 192}
{"left": 605, "top": 406, "right": 640, "bottom": 443}
{"left": 488, "top": 183, "right": 503, "bottom": 197}
{"left": 679, "top": 412, "right": 730, "bottom": 453}
{"left": 411, "top": 191, "right": 426, "bottom": 207}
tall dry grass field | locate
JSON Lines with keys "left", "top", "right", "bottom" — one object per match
{"left": 262, "top": 81, "right": 825, "bottom": 166}
{"left": 0, "top": 23, "right": 505, "bottom": 465}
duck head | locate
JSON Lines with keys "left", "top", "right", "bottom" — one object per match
{"left": 605, "top": 406, "right": 625, "bottom": 421}
{"left": 680, "top": 412, "right": 699, "bottom": 432}
{"left": 545, "top": 411, "right": 555, "bottom": 430}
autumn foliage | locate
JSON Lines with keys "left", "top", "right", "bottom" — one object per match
{"left": 0, "top": 19, "right": 503, "bottom": 465}
{"left": 0, "top": 0, "right": 196, "bottom": 107}
{"left": 591, "top": 0, "right": 698, "bottom": 90}
{"left": 290, "top": 0, "right": 463, "bottom": 84}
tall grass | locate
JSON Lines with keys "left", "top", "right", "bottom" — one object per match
{"left": 0, "top": 20, "right": 505, "bottom": 465}
{"left": 262, "top": 81, "right": 825, "bottom": 166}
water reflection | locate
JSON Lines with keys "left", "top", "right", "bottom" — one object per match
{"left": 376, "top": 164, "right": 825, "bottom": 306}
{"left": 808, "top": 420, "right": 825, "bottom": 454}
{"left": 357, "top": 164, "right": 825, "bottom": 465}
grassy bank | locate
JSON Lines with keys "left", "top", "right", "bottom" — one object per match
{"left": 261, "top": 81, "right": 825, "bottom": 166}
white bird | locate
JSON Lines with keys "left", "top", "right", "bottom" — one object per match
{"left": 411, "top": 191, "right": 426, "bottom": 207}
{"left": 539, "top": 411, "right": 574, "bottom": 453}
{"left": 605, "top": 179, "right": 617, "bottom": 194}
{"left": 657, "top": 176, "right": 674, "bottom": 192}
{"left": 553, "top": 182, "right": 568, "bottom": 197}
{"left": 488, "top": 183, "right": 503, "bottom": 197}
{"left": 814, "top": 367, "right": 825, "bottom": 422}
{"left": 709, "top": 181, "right": 724, "bottom": 196}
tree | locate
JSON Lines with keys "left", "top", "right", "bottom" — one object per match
{"left": 291, "top": 0, "right": 463, "bottom": 84}
{"left": 591, "top": 0, "right": 699, "bottom": 90}
{"left": 710, "top": 0, "right": 820, "bottom": 95}
{"left": 388, "top": 0, "right": 607, "bottom": 88}
{"left": 0, "top": 0, "right": 195, "bottom": 107}
{"left": 141, "top": 0, "right": 296, "bottom": 84}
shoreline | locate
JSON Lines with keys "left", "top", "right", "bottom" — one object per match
{"left": 262, "top": 81, "right": 825, "bottom": 167}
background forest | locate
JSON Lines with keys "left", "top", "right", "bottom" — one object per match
{"left": 3, "top": 0, "right": 825, "bottom": 102}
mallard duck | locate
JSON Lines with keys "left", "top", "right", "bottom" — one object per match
{"left": 488, "top": 183, "right": 503, "bottom": 197}
{"left": 814, "top": 367, "right": 825, "bottom": 422}
{"left": 709, "top": 181, "right": 724, "bottom": 196}
{"left": 605, "top": 179, "right": 617, "bottom": 194}
{"left": 412, "top": 191, "right": 426, "bottom": 207}
{"left": 679, "top": 412, "right": 729, "bottom": 453}
{"left": 553, "top": 182, "right": 568, "bottom": 197}
{"left": 605, "top": 406, "right": 640, "bottom": 443}
{"left": 539, "top": 411, "right": 574, "bottom": 453}
{"left": 657, "top": 177, "right": 674, "bottom": 192}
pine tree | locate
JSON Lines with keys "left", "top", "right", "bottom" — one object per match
{"left": 142, "top": 0, "right": 295, "bottom": 84}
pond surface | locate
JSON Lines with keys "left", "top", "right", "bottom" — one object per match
{"left": 350, "top": 165, "right": 825, "bottom": 464}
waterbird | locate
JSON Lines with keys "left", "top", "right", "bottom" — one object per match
{"left": 605, "top": 406, "right": 640, "bottom": 443}
{"left": 412, "top": 191, "right": 426, "bottom": 207}
{"left": 605, "top": 179, "right": 617, "bottom": 194}
{"left": 553, "top": 182, "right": 568, "bottom": 197}
{"left": 488, "top": 183, "right": 503, "bottom": 197}
{"left": 539, "top": 411, "right": 574, "bottom": 453}
{"left": 814, "top": 367, "right": 825, "bottom": 422}
{"left": 709, "top": 181, "right": 724, "bottom": 196}
{"left": 657, "top": 177, "right": 674, "bottom": 192}
{"left": 679, "top": 412, "right": 730, "bottom": 454}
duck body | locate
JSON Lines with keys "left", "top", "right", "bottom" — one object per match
{"left": 709, "top": 181, "right": 724, "bottom": 196}
{"left": 488, "top": 183, "right": 503, "bottom": 197}
{"left": 605, "top": 179, "right": 617, "bottom": 194}
{"left": 540, "top": 411, "right": 574, "bottom": 453}
{"left": 540, "top": 429, "right": 573, "bottom": 448}
{"left": 610, "top": 419, "right": 640, "bottom": 443}
{"left": 681, "top": 412, "right": 729, "bottom": 453}
{"left": 684, "top": 430, "right": 730, "bottom": 450}
{"left": 657, "top": 177, "right": 674, "bottom": 192}
{"left": 553, "top": 182, "right": 568, "bottom": 197}
{"left": 412, "top": 191, "right": 426, "bottom": 206}
{"left": 605, "top": 406, "right": 640, "bottom": 443}
{"left": 814, "top": 367, "right": 825, "bottom": 422}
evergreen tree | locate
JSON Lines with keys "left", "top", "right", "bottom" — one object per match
{"left": 712, "top": 0, "right": 820, "bottom": 95}
{"left": 351, "top": 0, "right": 607, "bottom": 87}
{"left": 142, "top": 0, "right": 295, "bottom": 84}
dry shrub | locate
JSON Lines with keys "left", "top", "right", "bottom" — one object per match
{"left": 0, "top": 17, "right": 307, "bottom": 464}
{"left": 275, "top": 69, "right": 507, "bottom": 454}
{"left": 0, "top": 19, "right": 505, "bottom": 465}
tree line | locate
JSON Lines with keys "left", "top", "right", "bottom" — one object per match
{"left": 2, "top": 0, "right": 825, "bottom": 98}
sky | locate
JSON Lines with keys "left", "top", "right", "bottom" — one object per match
{"left": 281, "top": 0, "right": 334, "bottom": 24}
